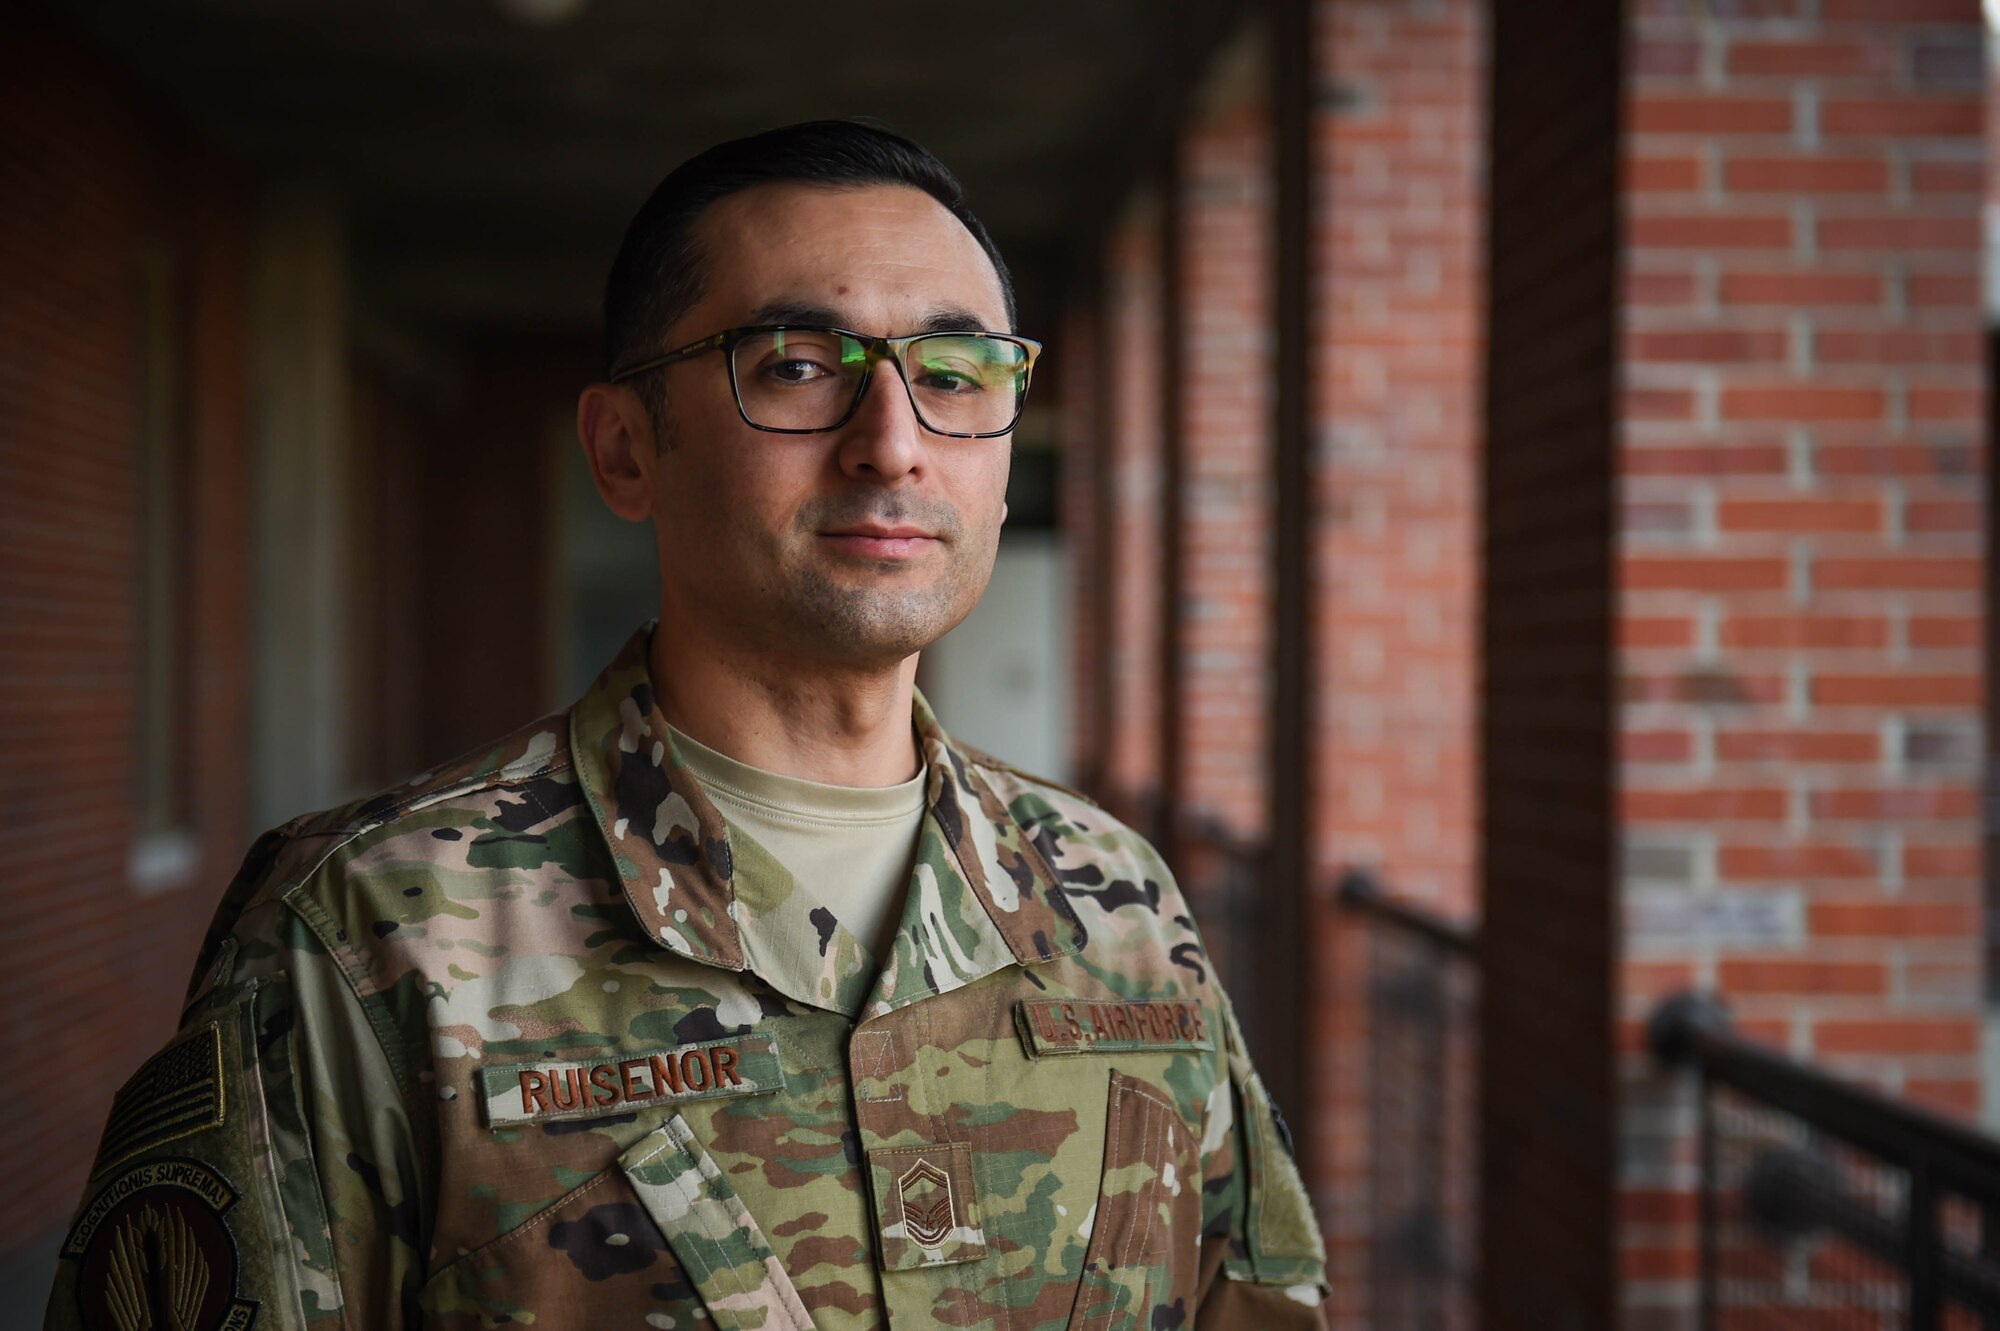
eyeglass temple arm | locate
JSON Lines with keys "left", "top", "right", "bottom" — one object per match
{"left": 608, "top": 331, "right": 729, "bottom": 384}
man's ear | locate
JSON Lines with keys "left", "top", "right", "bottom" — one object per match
{"left": 576, "top": 382, "right": 658, "bottom": 522}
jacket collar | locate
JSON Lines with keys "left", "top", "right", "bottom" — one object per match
{"left": 570, "top": 626, "right": 1087, "bottom": 1007}
{"left": 569, "top": 627, "right": 743, "bottom": 969}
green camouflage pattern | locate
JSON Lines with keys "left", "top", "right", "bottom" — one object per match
{"left": 47, "top": 625, "right": 1329, "bottom": 1329}
{"left": 621, "top": 1114, "right": 817, "bottom": 1330}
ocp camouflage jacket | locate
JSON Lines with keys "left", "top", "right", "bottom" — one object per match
{"left": 47, "top": 626, "right": 1329, "bottom": 1330}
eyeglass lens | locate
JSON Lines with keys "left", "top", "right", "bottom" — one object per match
{"left": 730, "top": 329, "right": 1029, "bottom": 435}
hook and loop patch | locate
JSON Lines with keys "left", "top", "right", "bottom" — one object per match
{"left": 63, "top": 1156, "right": 258, "bottom": 1331}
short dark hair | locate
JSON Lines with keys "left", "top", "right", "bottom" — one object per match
{"left": 601, "top": 120, "right": 1015, "bottom": 384}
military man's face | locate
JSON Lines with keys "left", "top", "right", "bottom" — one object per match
{"left": 645, "top": 182, "right": 1013, "bottom": 669}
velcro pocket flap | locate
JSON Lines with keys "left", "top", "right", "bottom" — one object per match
{"left": 1236, "top": 1067, "right": 1328, "bottom": 1288}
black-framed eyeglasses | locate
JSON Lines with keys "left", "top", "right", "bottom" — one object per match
{"left": 609, "top": 324, "right": 1043, "bottom": 439}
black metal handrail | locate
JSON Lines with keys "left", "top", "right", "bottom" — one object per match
{"left": 1336, "top": 867, "right": 1479, "bottom": 955}
{"left": 1651, "top": 991, "right": 2000, "bottom": 1329}
{"left": 1652, "top": 993, "right": 2000, "bottom": 1209}
{"left": 1337, "top": 865, "right": 1481, "bottom": 1331}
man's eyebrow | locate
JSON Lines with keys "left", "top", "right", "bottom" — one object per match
{"left": 911, "top": 307, "right": 992, "bottom": 335}
{"left": 743, "top": 302, "right": 999, "bottom": 335}
{"left": 747, "top": 301, "right": 847, "bottom": 327}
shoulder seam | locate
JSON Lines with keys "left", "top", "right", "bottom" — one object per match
{"left": 400, "top": 753, "right": 574, "bottom": 818}
{"left": 346, "top": 749, "right": 574, "bottom": 833}
{"left": 280, "top": 823, "right": 424, "bottom": 1103}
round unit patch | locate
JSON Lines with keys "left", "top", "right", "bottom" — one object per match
{"left": 63, "top": 1158, "right": 257, "bottom": 1331}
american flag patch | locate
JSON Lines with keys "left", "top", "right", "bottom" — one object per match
{"left": 93, "top": 1022, "right": 225, "bottom": 1174}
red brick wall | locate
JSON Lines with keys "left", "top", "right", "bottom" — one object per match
{"left": 1178, "top": 80, "right": 1274, "bottom": 841}
{"left": 1623, "top": 0, "right": 1988, "bottom": 1105}
{"left": 1311, "top": 0, "right": 1484, "bottom": 907}
{"left": 1618, "top": 3, "right": 1988, "bottom": 1323}
{"left": 0, "top": 9, "right": 251, "bottom": 1252}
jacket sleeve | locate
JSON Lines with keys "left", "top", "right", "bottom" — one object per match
{"left": 45, "top": 837, "right": 426, "bottom": 1331}
{"left": 1193, "top": 988, "right": 1332, "bottom": 1329}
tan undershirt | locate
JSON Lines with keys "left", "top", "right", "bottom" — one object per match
{"left": 668, "top": 723, "right": 926, "bottom": 971}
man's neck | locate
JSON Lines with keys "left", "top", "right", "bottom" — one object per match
{"left": 647, "top": 624, "right": 923, "bottom": 788}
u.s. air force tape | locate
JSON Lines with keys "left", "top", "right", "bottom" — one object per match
{"left": 478, "top": 1033, "right": 784, "bottom": 1127}
{"left": 1014, "top": 998, "right": 1213, "bottom": 1058}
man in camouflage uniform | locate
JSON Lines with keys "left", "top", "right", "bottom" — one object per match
{"left": 48, "top": 121, "right": 1328, "bottom": 1330}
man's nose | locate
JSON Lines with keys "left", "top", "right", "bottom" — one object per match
{"left": 834, "top": 358, "right": 927, "bottom": 482}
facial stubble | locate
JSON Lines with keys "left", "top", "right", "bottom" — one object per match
{"left": 782, "top": 493, "right": 992, "bottom": 662}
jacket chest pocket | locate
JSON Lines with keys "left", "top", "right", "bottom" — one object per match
{"left": 1067, "top": 1070, "right": 1204, "bottom": 1328}
{"left": 869, "top": 1063, "right": 1204, "bottom": 1331}
{"left": 423, "top": 1113, "right": 812, "bottom": 1331}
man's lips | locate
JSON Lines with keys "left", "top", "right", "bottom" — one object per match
{"left": 819, "top": 525, "right": 939, "bottom": 559}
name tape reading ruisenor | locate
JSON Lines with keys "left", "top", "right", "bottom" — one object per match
{"left": 478, "top": 1033, "right": 785, "bottom": 1127}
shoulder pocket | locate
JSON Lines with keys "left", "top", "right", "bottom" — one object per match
{"left": 48, "top": 977, "right": 341, "bottom": 1330}
{"left": 1233, "top": 1066, "right": 1326, "bottom": 1284}
{"left": 1070, "top": 1069, "right": 1203, "bottom": 1329}
{"left": 1215, "top": 996, "right": 1327, "bottom": 1292}
{"left": 620, "top": 1113, "right": 815, "bottom": 1331}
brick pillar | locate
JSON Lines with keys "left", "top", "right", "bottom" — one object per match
{"left": 1619, "top": 3, "right": 1988, "bottom": 1324}
{"left": 1481, "top": 0, "right": 1625, "bottom": 1323}
{"left": 416, "top": 336, "right": 579, "bottom": 758}
{"left": 1060, "top": 298, "right": 1109, "bottom": 788}
{"left": 1179, "top": 49, "right": 1274, "bottom": 843}
{"left": 1103, "top": 199, "right": 1167, "bottom": 814}
{"left": 1312, "top": 0, "right": 1484, "bottom": 905}
{"left": 1310, "top": 1, "right": 1487, "bottom": 1325}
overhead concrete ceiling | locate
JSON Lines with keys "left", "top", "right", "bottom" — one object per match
{"left": 48, "top": 0, "right": 1244, "bottom": 337}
